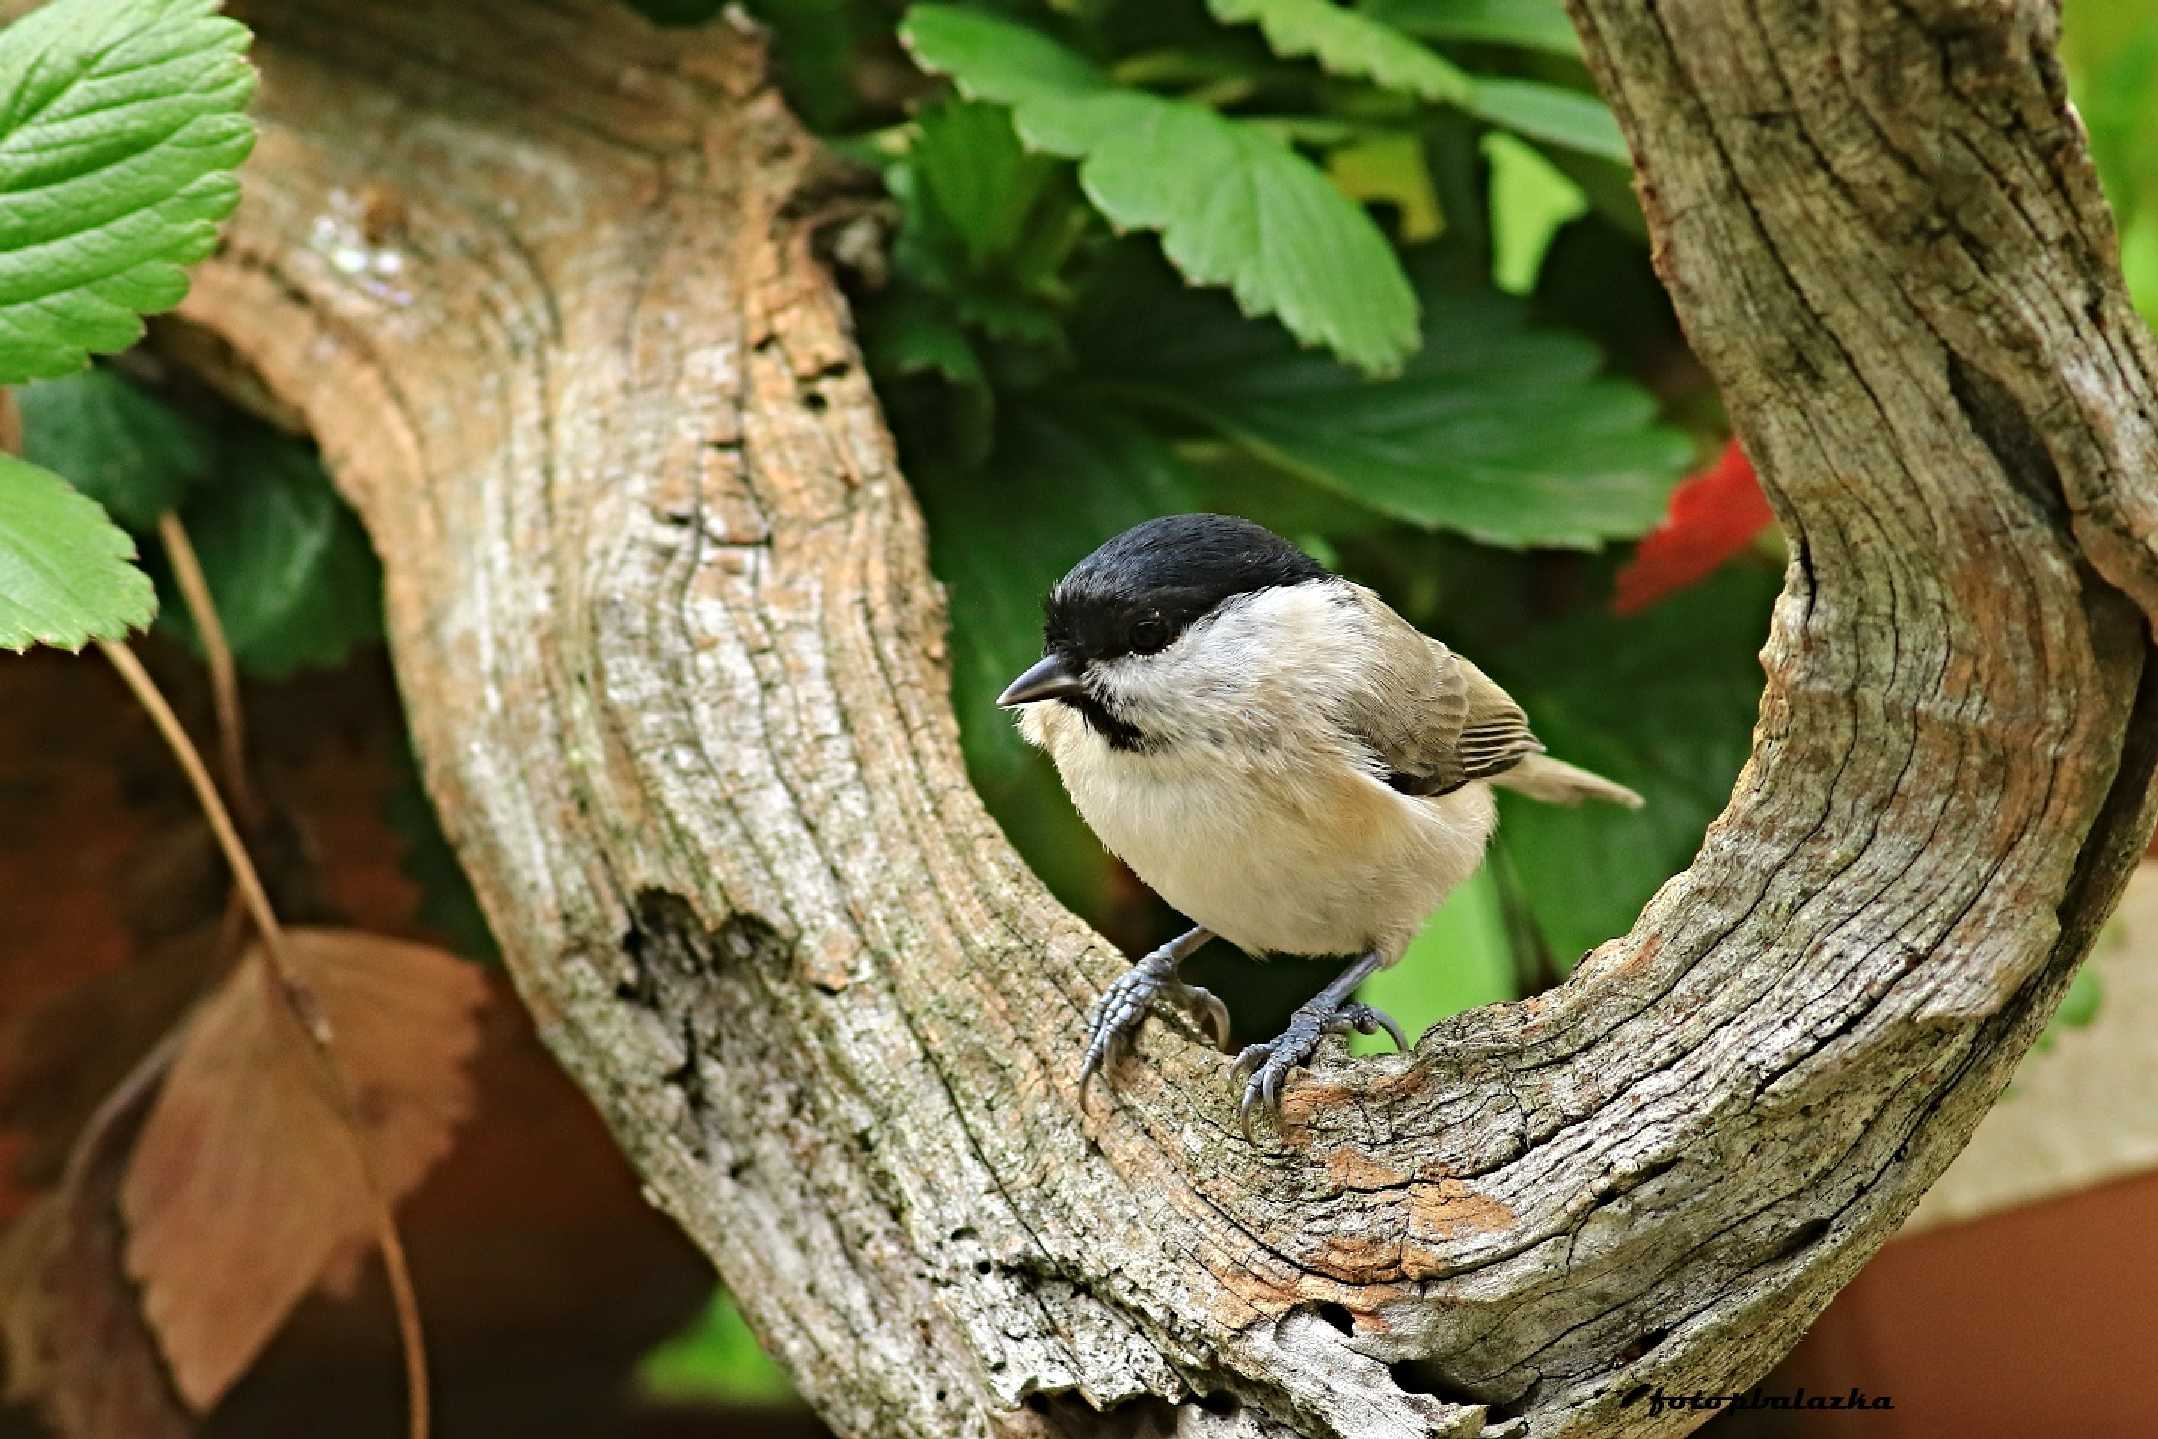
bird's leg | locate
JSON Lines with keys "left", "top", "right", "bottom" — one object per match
{"left": 1079, "top": 927, "right": 1230, "bottom": 1099}
{"left": 1234, "top": 950, "right": 1407, "bottom": 1141}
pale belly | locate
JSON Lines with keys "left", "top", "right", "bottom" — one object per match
{"left": 1034, "top": 713, "right": 1497, "bottom": 958}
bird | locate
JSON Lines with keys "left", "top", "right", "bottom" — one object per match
{"left": 995, "top": 513, "right": 1642, "bottom": 1138}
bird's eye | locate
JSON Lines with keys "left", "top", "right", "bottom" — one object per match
{"left": 1128, "top": 614, "right": 1169, "bottom": 655}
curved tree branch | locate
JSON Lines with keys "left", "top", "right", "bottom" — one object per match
{"left": 156, "top": 0, "right": 2158, "bottom": 1435}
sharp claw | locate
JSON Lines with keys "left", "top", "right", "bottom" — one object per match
{"left": 1078, "top": 939, "right": 1232, "bottom": 1099}
{"left": 1181, "top": 985, "right": 1231, "bottom": 1049}
{"left": 1337, "top": 1001, "right": 1410, "bottom": 1053}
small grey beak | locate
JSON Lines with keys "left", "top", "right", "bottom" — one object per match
{"left": 997, "top": 652, "right": 1086, "bottom": 707}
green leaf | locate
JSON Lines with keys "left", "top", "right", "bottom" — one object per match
{"left": 909, "top": 100, "right": 1059, "bottom": 272}
{"left": 862, "top": 287, "right": 996, "bottom": 468}
{"left": 1484, "top": 130, "right": 1587, "bottom": 295}
{"left": 1365, "top": 0, "right": 1584, "bottom": 60}
{"left": 0, "top": 0, "right": 256, "bottom": 383}
{"left": 1078, "top": 270, "right": 1692, "bottom": 548}
{"left": 162, "top": 429, "right": 381, "bottom": 675}
{"left": 2053, "top": 964, "right": 2103, "bottom": 1029}
{"left": 914, "top": 398, "right": 1200, "bottom": 917}
{"left": 1208, "top": 0, "right": 1471, "bottom": 103}
{"left": 0, "top": 451, "right": 154, "bottom": 651}
{"left": 901, "top": 5, "right": 1420, "bottom": 376}
{"left": 1467, "top": 79, "right": 1630, "bottom": 164}
{"left": 902, "top": 6, "right": 1103, "bottom": 106}
{"left": 1487, "top": 566, "right": 1777, "bottom": 968}
{"left": 639, "top": 1290, "right": 795, "bottom": 1406}
{"left": 18, "top": 367, "right": 213, "bottom": 527}
{"left": 1326, "top": 131, "right": 1443, "bottom": 242}
{"left": 1350, "top": 864, "right": 1514, "bottom": 1053}
{"left": 735, "top": 0, "right": 863, "bottom": 131}
{"left": 865, "top": 290, "right": 988, "bottom": 390}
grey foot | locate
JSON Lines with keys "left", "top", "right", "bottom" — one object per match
{"left": 1079, "top": 943, "right": 1231, "bottom": 1101}
{"left": 1234, "top": 999, "right": 1406, "bottom": 1141}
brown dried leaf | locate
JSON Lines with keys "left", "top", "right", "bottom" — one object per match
{"left": 120, "top": 927, "right": 487, "bottom": 1412}
{"left": 0, "top": 1041, "right": 192, "bottom": 1439}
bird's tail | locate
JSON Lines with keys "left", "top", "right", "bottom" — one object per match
{"left": 1494, "top": 754, "right": 1644, "bottom": 809}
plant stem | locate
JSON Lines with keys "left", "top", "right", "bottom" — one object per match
{"left": 156, "top": 510, "right": 255, "bottom": 826}
{"left": 99, "top": 640, "right": 431, "bottom": 1439}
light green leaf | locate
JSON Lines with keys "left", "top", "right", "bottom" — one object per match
{"left": 1350, "top": 865, "right": 1514, "bottom": 1053}
{"left": 1467, "top": 79, "right": 1630, "bottom": 164}
{"left": 0, "top": 0, "right": 256, "bottom": 383}
{"left": 162, "top": 429, "right": 381, "bottom": 675}
{"left": 639, "top": 1290, "right": 794, "bottom": 1406}
{"left": 2122, "top": 206, "right": 2158, "bottom": 322}
{"left": 1365, "top": 0, "right": 1584, "bottom": 59}
{"left": 901, "top": 5, "right": 1420, "bottom": 375}
{"left": 0, "top": 451, "right": 154, "bottom": 651}
{"left": 1484, "top": 130, "right": 1587, "bottom": 295}
{"left": 1488, "top": 566, "right": 1777, "bottom": 969}
{"left": 2054, "top": 964, "right": 2103, "bottom": 1029}
{"left": 1079, "top": 273, "right": 1692, "bottom": 548}
{"left": 901, "top": 6, "right": 1103, "bottom": 106}
{"left": 19, "top": 367, "right": 213, "bottom": 527}
{"left": 1209, "top": 0, "right": 1471, "bottom": 103}
{"left": 1326, "top": 131, "right": 1443, "bottom": 241}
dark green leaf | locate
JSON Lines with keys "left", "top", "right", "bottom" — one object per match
{"left": 1467, "top": 79, "right": 1630, "bottom": 164}
{"left": 18, "top": 368, "right": 213, "bottom": 528}
{"left": 901, "top": 5, "right": 1420, "bottom": 375}
{"left": 0, "top": 452, "right": 155, "bottom": 651}
{"left": 736, "top": 0, "right": 863, "bottom": 131}
{"left": 915, "top": 399, "right": 1200, "bottom": 915}
{"left": 862, "top": 287, "right": 996, "bottom": 467}
{"left": 0, "top": 0, "right": 256, "bottom": 382}
{"left": 1487, "top": 566, "right": 1777, "bottom": 969}
{"left": 1208, "top": 0, "right": 1471, "bottom": 103}
{"left": 384, "top": 740, "right": 499, "bottom": 963}
{"left": 162, "top": 430, "right": 381, "bottom": 675}
{"left": 1079, "top": 271, "right": 1691, "bottom": 548}
{"left": 1365, "top": 0, "right": 1584, "bottom": 59}
{"left": 910, "top": 100, "right": 1059, "bottom": 272}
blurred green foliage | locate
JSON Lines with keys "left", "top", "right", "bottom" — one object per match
{"left": 639, "top": 1290, "right": 797, "bottom": 1407}
{"left": 2067, "top": 0, "right": 2158, "bottom": 319}
{"left": 20, "top": 371, "right": 383, "bottom": 676}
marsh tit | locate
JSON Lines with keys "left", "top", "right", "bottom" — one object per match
{"left": 996, "top": 513, "right": 1642, "bottom": 1136}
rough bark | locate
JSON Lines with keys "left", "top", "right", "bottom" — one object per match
{"left": 147, "top": 0, "right": 2158, "bottom": 1435}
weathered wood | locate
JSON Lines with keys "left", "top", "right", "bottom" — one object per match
{"left": 158, "top": 0, "right": 2158, "bottom": 1435}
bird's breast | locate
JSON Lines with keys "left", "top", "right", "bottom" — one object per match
{"left": 1025, "top": 703, "right": 1494, "bottom": 958}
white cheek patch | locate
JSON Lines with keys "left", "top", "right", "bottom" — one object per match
{"left": 1091, "top": 582, "right": 1373, "bottom": 743}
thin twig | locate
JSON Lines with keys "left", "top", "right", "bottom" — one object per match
{"left": 99, "top": 640, "right": 431, "bottom": 1439}
{"left": 155, "top": 510, "right": 256, "bottom": 827}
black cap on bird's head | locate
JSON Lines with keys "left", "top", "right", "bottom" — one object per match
{"left": 995, "top": 514, "right": 1330, "bottom": 711}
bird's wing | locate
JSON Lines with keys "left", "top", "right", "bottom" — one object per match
{"left": 1340, "top": 592, "right": 1542, "bottom": 796}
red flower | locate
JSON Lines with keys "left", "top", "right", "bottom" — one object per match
{"left": 1613, "top": 439, "right": 1774, "bottom": 615}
